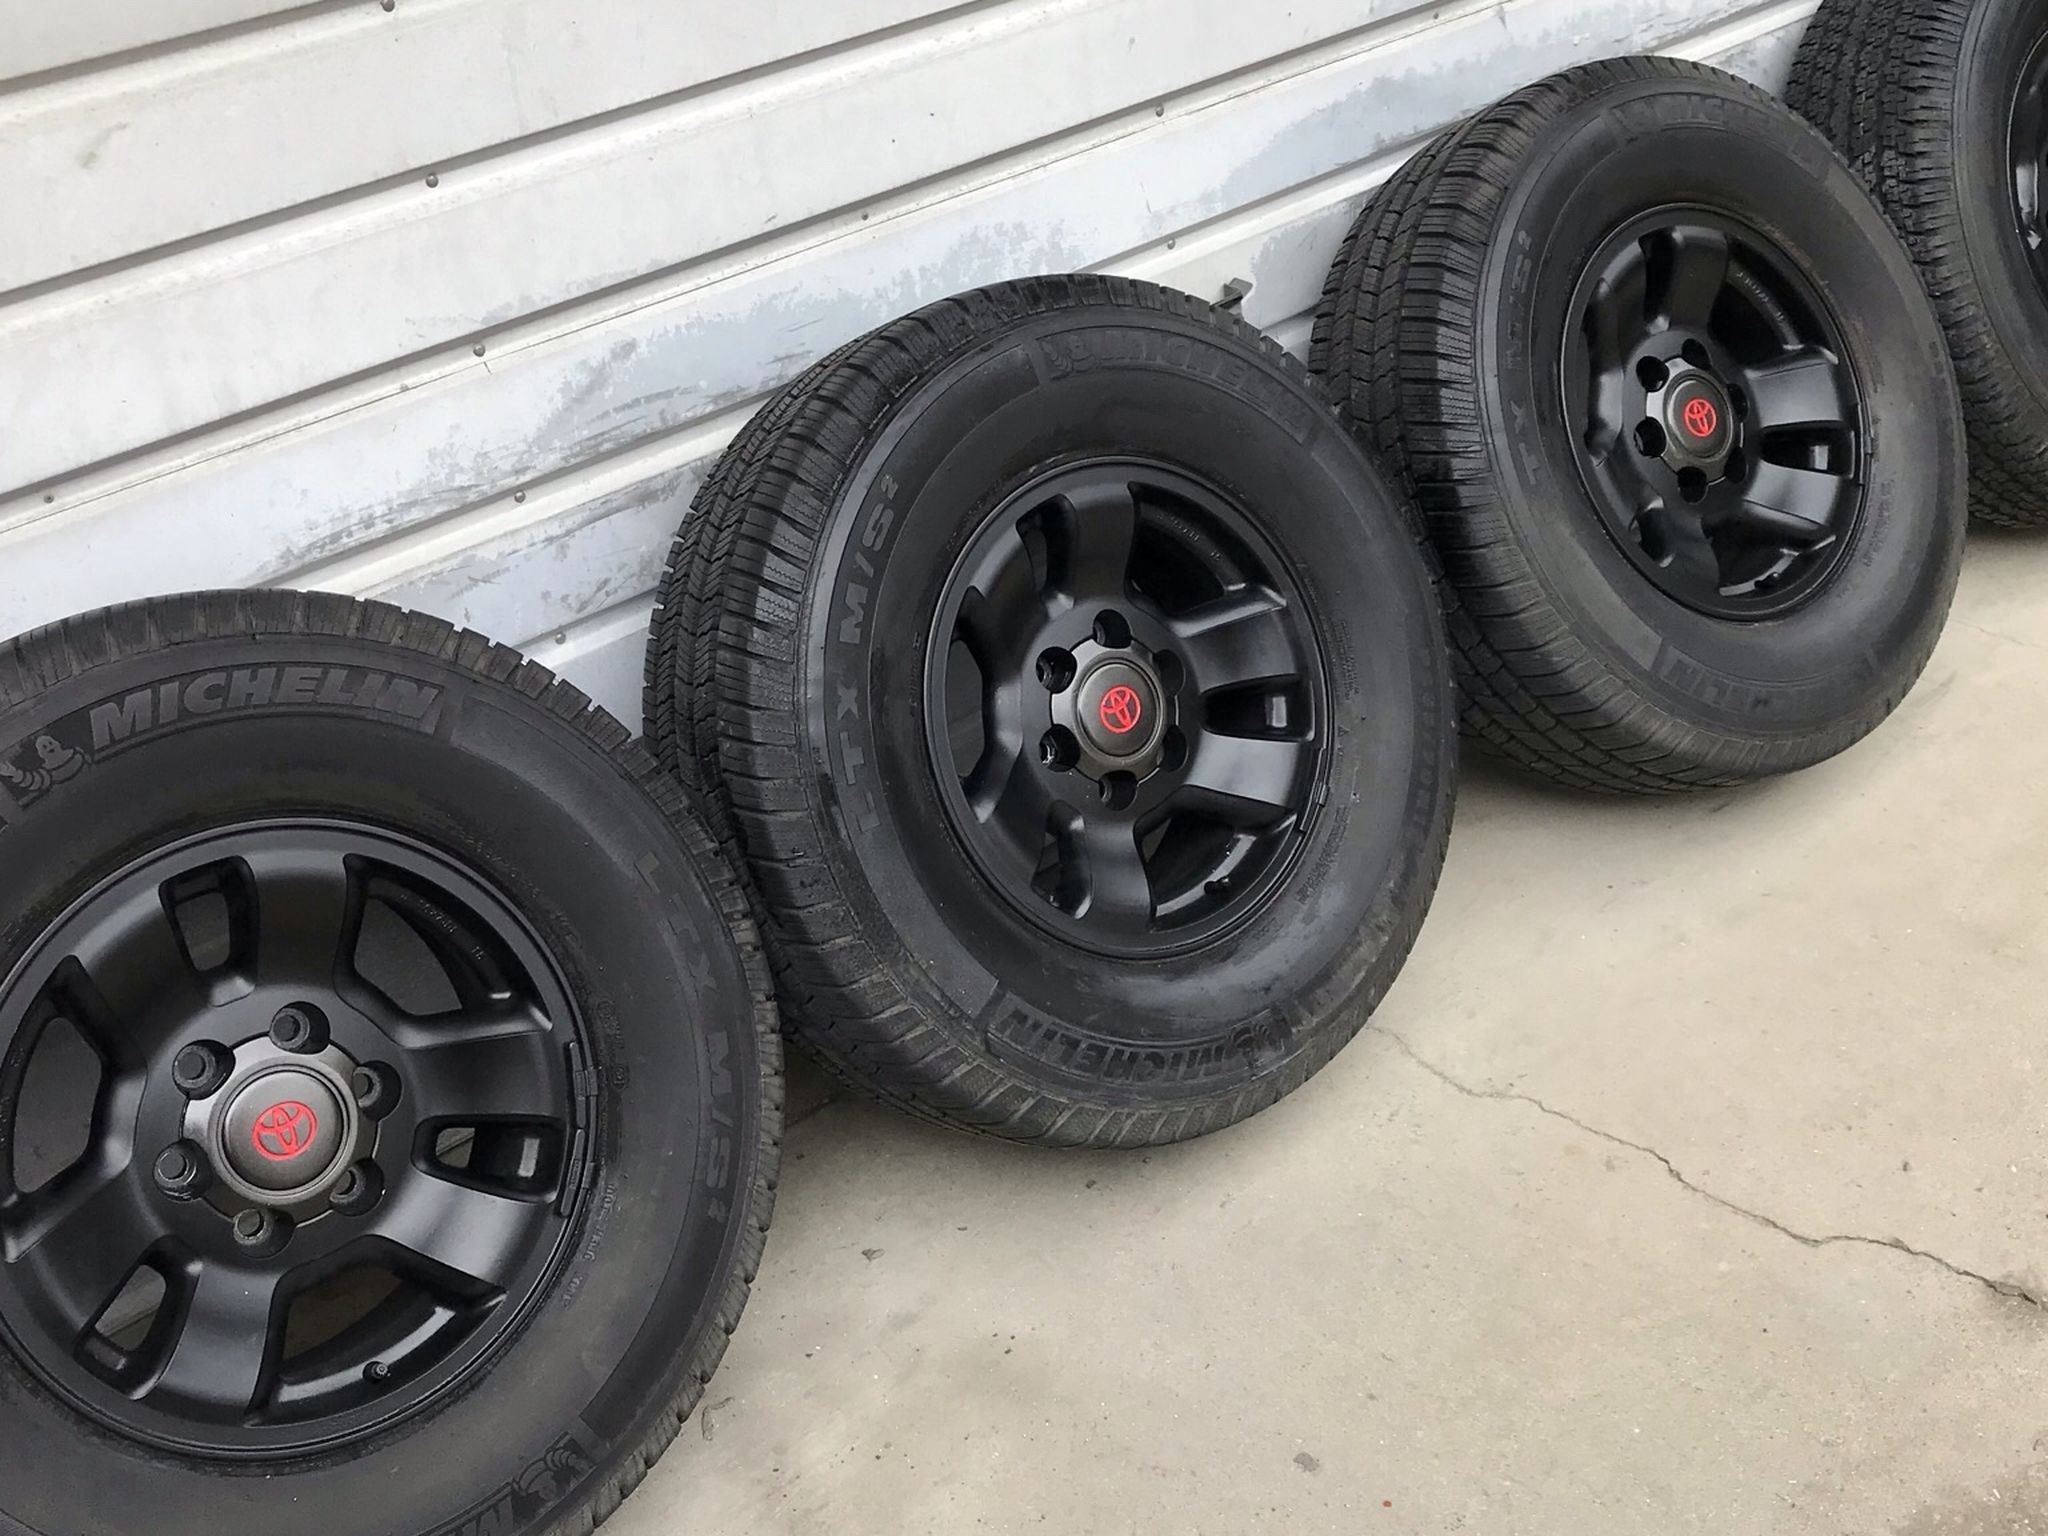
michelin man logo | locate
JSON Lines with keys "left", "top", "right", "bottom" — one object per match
{"left": 0, "top": 735, "right": 88, "bottom": 801}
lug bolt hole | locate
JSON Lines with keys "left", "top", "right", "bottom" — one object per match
{"left": 331, "top": 1161, "right": 385, "bottom": 1217}
{"left": 1098, "top": 771, "right": 1138, "bottom": 811}
{"left": 171, "top": 1041, "right": 231, "bottom": 1099}
{"left": 232, "top": 1208, "right": 292, "bottom": 1256}
{"left": 1039, "top": 727, "right": 1080, "bottom": 771}
{"left": 1633, "top": 419, "right": 1668, "bottom": 458}
{"left": 271, "top": 1002, "right": 330, "bottom": 1054}
{"left": 1091, "top": 610, "right": 1132, "bottom": 649}
{"left": 351, "top": 1063, "right": 402, "bottom": 1120}
{"left": 1035, "top": 648, "right": 1076, "bottom": 693}
{"left": 1681, "top": 339, "right": 1712, "bottom": 371}
{"left": 153, "top": 1141, "right": 208, "bottom": 1201}
{"left": 1676, "top": 467, "right": 1710, "bottom": 505}
{"left": 1160, "top": 725, "right": 1189, "bottom": 772}
{"left": 1635, "top": 357, "right": 1670, "bottom": 391}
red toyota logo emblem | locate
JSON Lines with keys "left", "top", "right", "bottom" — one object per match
{"left": 1681, "top": 397, "right": 1720, "bottom": 439}
{"left": 1097, "top": 684, "right": 1143, "bottom": 735}
{"left": 252, "top": 1100, "right": 317, "bottom": 1161}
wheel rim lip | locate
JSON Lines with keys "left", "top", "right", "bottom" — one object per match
{"left": 921, "top": 456, "right": 1332, "bottom": 961}
{"left": 2009, "top": 28, "right": 2048, "bottom": 304}
{"left": 1560, "top": 205, "right": 1871, "bottom": 622}
{"left": 0, "top": 817, "right": 588, "bottom": 1461}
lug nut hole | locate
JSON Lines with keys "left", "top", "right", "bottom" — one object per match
{"left": 1091, "top": 610, "right": 1132, "bottom": 649}
{"left": 1635, "top": 357, "right": 1670, "bottom": 392}
{"left": 1676, "top": 467, "right": 1710, "bottom": 505}
{"left": 1156, "top": 651, "right": 1186, "bottom": 695}
{"left": 1035, "top": 648, "right": 1076, "bottom": 693}
{"left": 1681, "top": 339, "right": 1712, "bottom": 371}
{"left": 1039, "top": 727, "right": 1080, "bottom": 771}
{"left": 1160, "top": 726, "right": 1189, "bottom": 772}
{"left": 171, "top": 1041, "right": 231, "bottom": 1098}
{"left": 1634, "top": 419, "right": 1668, "bottom": 458}
{"left": 270, "top": 1002, "right": 330, "bottom": 1054}
{"left": 1098, "top": 771, "right": 1138, "bottom": 810}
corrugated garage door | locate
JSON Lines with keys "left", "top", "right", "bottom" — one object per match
{"left": 0, "top": 0, "right": 1820, "bottom": 723}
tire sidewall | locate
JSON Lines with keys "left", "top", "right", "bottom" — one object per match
{"left": 790, "top": 310, "right": 1450, "bottom": 1105}
{"left": 0, "top": 633, "right": 759, "bottom": 1536}
{"left": 1475, "top": 76, "right": 1965, "bottom": 739}
{"left": 1955, "top": 0, "right": 2048, "bottom": 421}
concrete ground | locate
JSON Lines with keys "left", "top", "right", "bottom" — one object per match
{"left": 619, "top": 532, "right": 2048, "bottom": 1536}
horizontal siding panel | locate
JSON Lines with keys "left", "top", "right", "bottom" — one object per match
{"left": 0, "top": 0, "right": 311, "bottom": 82}
{"left": 0, "top": 0, "right": 1820, "bottom": 727}
{"left": 0, "top": 0, "right": 961, "bottom": 289}
{"left": 0, "top": 0, "right": 1474, "bottom": 491}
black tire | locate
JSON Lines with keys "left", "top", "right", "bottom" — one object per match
{"left": 0, "top": 593, "right": 778, "bottom": 1536}
{"left": 1787, "top": 0, "right": 2048, "bottom": 527}
{"left": 1311, "top": 57, "right": 1967, "bottom": 793}
{"left": 646, "top": 274, "right": 1455, "bottom": 1148}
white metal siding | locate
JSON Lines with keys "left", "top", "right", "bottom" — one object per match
{"left": 0, "top": 0, "right": 1821, "bottom": 724}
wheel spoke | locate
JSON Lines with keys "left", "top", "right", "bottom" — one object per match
{"left": 1168, "top": 589, "right": 1298, "bottom": 693}
{"left": 1742, "top": 349, "right": 1852, "bottom": 432}
{"left": 1652, "top": 227, "right": 1731, "bottom": 328}
{"left": 1, "top": 1156, "right": 158, "bottom": 1337}
{"left": 1176, "top": 734, "right": 1309, "bottom": 825}
{"left": 144, "top": 1261, "right": 284, "bottom": 1420}
{"left": 1736, "top": 461, "right": 1852, "bottom": 542}
{"left": 957, "top": 558, "right": 1044, "bottom": 678}
{"left": 66, "top": 897, "right": 209, "bottom": 1068}
{"left": 965, "top": 742, "right": 1051, "bottom": 850}
{"left": 1659, "top": 509, "right": 1726, "bottom": 594}
{"left": 241, "top": 845, "right": 362, "bottom": 990}
{"left": 402, "top": 1012, "right": 566, "bottom": 1125}
{"left": 377, "top": 1174, "right": 535, "bottom": 1295}
{"left": 1076, "top": 817, "right": 1152, "bottom": 924}
{"left": 1587, "top": 248, "right": 1652, "bottom": 371}
{"left": 1047, "top": 478, "right": 1139, "bottom": 602}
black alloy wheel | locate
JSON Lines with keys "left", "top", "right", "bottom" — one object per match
{"left": 1, "top": 821, "right": 583, "bottom": 1456}
{"left": 1565, "top": 210, "right": 1866, "bottom": 620}
{"left": 927, "top": 459, "right": 1327, "bottom": 957}
{"left": 647, "top": 275, "right": 1456, "bottom": 1148}
{"left": 2014, "top": 31, "right": 2048, "bottom": 303}
{"left": 0, "top": 592, "right": 777, "bottom": 1536}
{"left": 1311, "top": 58, "right": 1965, "bottom": 793}
{"left": 1788, "top": 0, "right": 2048, "bottom": 526}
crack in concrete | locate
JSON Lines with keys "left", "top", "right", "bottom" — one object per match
{"left": 1380, "top": 1030, "right": 2044, "bottom": 1312}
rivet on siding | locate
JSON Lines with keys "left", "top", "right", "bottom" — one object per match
{"left": 42, "top": 493, "right": 54, "bottom": 504}
{"left": 554, "top": 632, "right": 567, "bottom": 646}
{"left": 1154, "top": 104, "right": 1165, "bottom": 117}
{"left": 380, "top": 0, "right": 394, "bottom": 10}
{"left": 472, "top": 343, "right": 486, "bottom": 357}
{"left": 1165, "top": 237, "right": 1177, "bottom": 250}
{"left": 425, "top": 173, "right": 440, "bottom": 188}
{"left": 513, "top": 490, "right": 526, "bottom": 503}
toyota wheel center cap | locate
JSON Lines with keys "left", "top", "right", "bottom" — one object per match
{"left": 221, "top": 1070, "right": 346, "bottom": 1191}
{"left": 1667, "top": 377, "right": 1732, "bottom": 457}
{"left": 1075, "top": 662, "right": 1161, "bottom": 757}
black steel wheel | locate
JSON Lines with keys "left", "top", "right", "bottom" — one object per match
{"left": 1788, "top": 0, "right": 2048, "bottom": 526}
{"left": 1564, "top": 210, "right": 1867, "bottom": 620}
{"left": 648, "top": 275, "right": 1455, "bottom": 1148}
{"left": 927, "top": 459, "right": 1328, "bottom": 957}
{"left": 1312, "top": 58, "right": 1964, "bottom": 794}
{"left": 0, "top": 593, "right": 777, "bottom": 1536}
